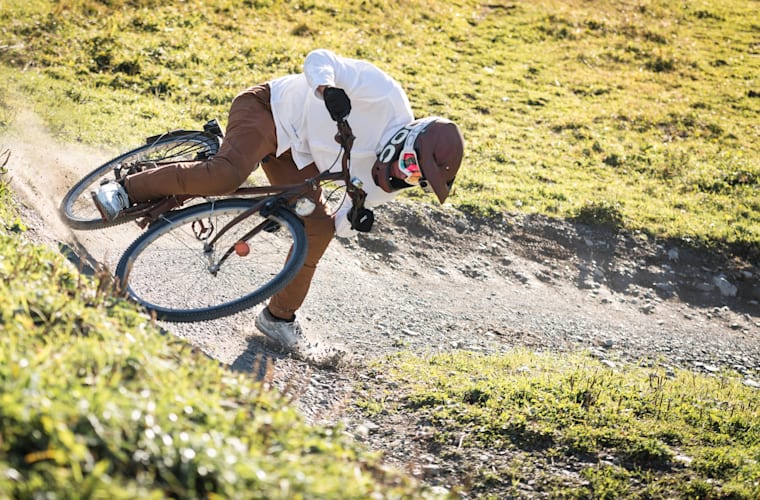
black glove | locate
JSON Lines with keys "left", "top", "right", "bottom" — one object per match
{"left": 348, "top": 206, "right": 374, "bottom": 232}
{"left": 323, "top": 87, "right": 351, "bottom": 122}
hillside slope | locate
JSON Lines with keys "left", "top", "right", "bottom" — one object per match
{"left": 4, "top": 108, "right": 759, "bottom": 496}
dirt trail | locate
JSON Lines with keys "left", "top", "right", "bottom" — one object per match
{"left": 4, "top": 111, "right": 760, "bottom": 494}
{"left": 5, "top": 108, "right": 759, "bottom": 388}
{"left": 3, "top": 109, "right": 141, "bottom": 267}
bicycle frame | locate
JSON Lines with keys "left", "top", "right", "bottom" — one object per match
{"left": 125, "top": 120, "right": 359, "bottom": 274}
{"left": 204, "top": 169, "right": 345, "bottom": 271}
{"left": 96, "top": 119, "right": 369, "bottom": 321}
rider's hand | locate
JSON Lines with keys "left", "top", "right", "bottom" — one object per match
{"left": 323, "top": 87, "right": 351, "bottom": 122}
{"left": 348, "top": 206, "right": 374, "bottom": 232}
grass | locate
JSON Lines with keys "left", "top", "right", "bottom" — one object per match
{"left": 1, "top": 0, "right": 759, "bottom": 497}
{"left": 0, "top": 0, "right": 758, "bottom": 258}
{"left": 0, "top": 148, "right": 12, "bottom": 219}
{"left": 0, "top": 193, "right": 437, "bottom": 497}
{"left": 359, "top": 350, "right": 760, "bottom": 498}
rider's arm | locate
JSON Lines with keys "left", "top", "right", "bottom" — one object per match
{"left": 303, "top": 49, "right": 411, "bottom": 108}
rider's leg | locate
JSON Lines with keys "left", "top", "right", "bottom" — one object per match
{"left": 260, "top": 155, "right": 335, "bottom": 321}
{"left": 124, "top": 84, "right": 278, "bottom": 202}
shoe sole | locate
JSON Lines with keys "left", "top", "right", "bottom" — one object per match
{"left": 90, "top": 191, "right": 111, "bottom": 222}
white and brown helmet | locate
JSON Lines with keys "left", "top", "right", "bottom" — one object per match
{"left": 372, "top": 117, "right": 464, "bottom": 203}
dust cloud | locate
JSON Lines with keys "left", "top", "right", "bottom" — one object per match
{"left": 1, "top": 108, "right": 142, "bottom": 268}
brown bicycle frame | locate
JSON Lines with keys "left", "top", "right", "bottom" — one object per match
{"left": 121, "top": 120, "right": 360, "bottom": 271}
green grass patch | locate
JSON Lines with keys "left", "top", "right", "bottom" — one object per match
{"left": 0, "top": 191, "right": 435, "bottom": 497}
{"left": 359, "top": 350, "right": 760, "bottom": 498}
{"left": 0, "top": 148, "right": 13, "bottom": 221}
{"left": 0, "top": 0, "right": 758, "bottom": 259}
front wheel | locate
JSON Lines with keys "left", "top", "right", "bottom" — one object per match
{"left": 115, "top": 199, "right": 307, "bottom": 322}
{"left": 60, "top": 130, "right": 220, "bottom": 230}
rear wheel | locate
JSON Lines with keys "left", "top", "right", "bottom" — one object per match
{"left": 60, "top": 131, "right": 220, "bottom": 230}
{"left": 115, "top": 199, "right": 307, "bottom": 322}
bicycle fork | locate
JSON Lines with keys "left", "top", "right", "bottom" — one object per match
{"left": 192, "top": 218, "right": 223, "bottom": 275}
{"left": 193, "top": 215, "right": 270, "bottom": 276}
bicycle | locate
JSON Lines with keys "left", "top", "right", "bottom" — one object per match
{"left": 60, "top": 119, "right": 367, "bottom": 323}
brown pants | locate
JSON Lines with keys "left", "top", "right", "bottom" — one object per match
{"left": 124, "top": 84, "right": 335, "bottom": 320}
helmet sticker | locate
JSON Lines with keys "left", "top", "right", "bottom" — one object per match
{"left": 378, "top": 128, "right": 409, "bottom": 163}
{"left": 377, "top": 117, "right": 439, "bottom": 164}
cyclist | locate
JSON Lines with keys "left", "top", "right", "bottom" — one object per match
{"left": 93, "top": 49, "right": 464, "bottom": 360}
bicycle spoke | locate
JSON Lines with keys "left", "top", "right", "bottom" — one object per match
{"left": 116, "top": 200, "right": 307, "bottom": 321}
{"left": 60, "top": 132, "right": 219, "bottom": 230}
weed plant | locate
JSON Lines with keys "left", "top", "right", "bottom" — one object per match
{"left": 362, "top": 350, "right": 760, "bottom": 498}
{"left": 0, "top": 0, "right": 758, "bottom": 258}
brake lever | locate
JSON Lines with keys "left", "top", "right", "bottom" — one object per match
{"left": 334, "top": 120, "right": 373, "bottom": 232}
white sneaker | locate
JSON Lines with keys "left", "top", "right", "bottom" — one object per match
{"left": 92, "top": 181, "right": 130, "bottom": 221}
{"left": 255, "top": 308, "right": 348, "bottom": 366}
{"left": 255, "top": 307, "right": 307, "bottom": 351}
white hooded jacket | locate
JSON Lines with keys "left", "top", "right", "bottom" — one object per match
{"left": 268, "top": 49, "right": 415, "bottom": 235}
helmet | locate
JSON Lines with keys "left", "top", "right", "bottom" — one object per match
{"left": 372, "top": 117, "right": 464, "bottom": 203}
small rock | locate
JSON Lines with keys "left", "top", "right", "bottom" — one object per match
{"left": 355, "top": 420, "right": 379, "bottom": 439}
{"left": 429, "top": 486, "right": 450, "bottom": 496}
{"left": 589, "top": 349, "right": 606, "bottom": 359}
{"left": 515, "top": 272, "right": 530, "bottom": 284}
{"left": 674, "top": 454, "right": 693, "bottom": 466}
{"left": 535, "top": 271, "right": 553, "bottom": 282}
{"left": 713, "top": 275, "right": 737, "bottom": 297}
{"left": 743, "top": 379, "right": 760, "bottom": 389}
{"left": 640, "top": 303, "right": 656, "bottom": 314}
{"left": 696, "top": 282, "right": 714, "bottom": 292}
